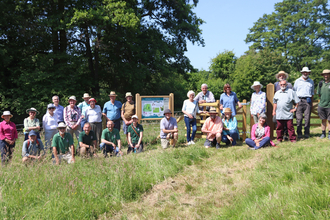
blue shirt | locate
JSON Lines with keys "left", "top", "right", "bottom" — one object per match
{"left": 78, "top": 101, "right": 90, "bottom": 116}
{"left": 273, "top": 88, "right": 300, "bottom": 120}
{"left": 220, "top": 92, "right": 239, "bottom": 116}
{"left": 103, "top": 100, "right": 122, "bottom": 121}
{"left": 293, "top": 76, "right": 314, "bottom": 98}
{"left": 54, "top": 105, "right": 64, "bottom": 123}
{"left": 222, "top": 117, "right": 240, "bottom": 139}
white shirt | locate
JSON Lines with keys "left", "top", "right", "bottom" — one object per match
{"left": 43, "top": 112, "right": 58, "bottom": 130}
{"left": 85, "top": 105, "right": 102, "bottom": 123}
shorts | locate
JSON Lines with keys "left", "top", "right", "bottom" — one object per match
{"left": 52, "top": 152, "right": 73, "bottom": 164}
{"left": 122, "top": 122, "right": 131, "bottom": 135}
{"left": 204, "top": 138, "right": 217, "bottom": 147}
{"left": 318, "top": 105, "right": 330, "bottom": 120}
{"left": 161, "top": 139, "right": 170, "bottom": 149}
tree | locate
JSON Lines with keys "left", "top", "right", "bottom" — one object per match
{"left": 246, "top": 0, "right": 330, "bottom": 72}
{"left": 209, "top": 50, "right": 236, "bottom": 80}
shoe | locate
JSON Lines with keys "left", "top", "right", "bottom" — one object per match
{"left": 320, "top": 134, "right": 326, "bottom": 139}
{"left": 275, "top": 140, "right": 282, "bottom": 145}
{"left": 284, "top": 136, "right": 289, "bottom": 141}
{"left": 303, "top": 135, "right": 309, "bottom": 139}
{"left": 291, "top": 140, "right": 297, "bottom": 143}
{"left": 187, "top": 141, "right": 192, "bottom": 145}
{"left": 248, "top": 147, "right": 256, "bottom": 150}
{"left": 298, "top": 135, "right": 303, "bottom": 139}
{"left": 328, "top": 135, "right": 330, "bottom": 140}
{"left": 190, "top": 141, "right": 196, "bottom": 145}
{"left": 205, "top": 145, "right": 211, "bottom": 148}
{"left": 216, "top": 143, "right": 221, "bottom": 149}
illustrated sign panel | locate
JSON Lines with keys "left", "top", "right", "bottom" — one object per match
{"left": 141, "top": 97, "right": 169, "bottom": 119}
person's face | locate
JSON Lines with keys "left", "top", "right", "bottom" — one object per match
{"left": 109, "top": 96, "right": 116, "bottom": 101}
{"left": 83, "top": 98, "right": 89, "bottom": 103}
{"left": 254, "top": 85, "right": 261, "bottom": 91}
{"left": 202, "top": 86, "right": 208, "bottom": 94}
{"left": 278, "top": 74, "right": 286, "bottom": 81}
{"left": 53, "top": 97, "right": 59, "bottom": 105}
{"left": 279, "top": 81, "right": 287, "bottom": 90}
{"left": 69, "top": 100, "right": 76, "bottom": 106}
{"left": 48, "top": 107, "right": 55, "bottom": 113}
{"left": 3, "top": 115, "right": 10, "bottom": 122}
{"left": 323, "top": 73, "right": 330, "bottom": 81}
{"left": 209, "top": 113, "right": 217, "bottom": 119}
{"left": 29, "top": 111, "right": 36, "bottom": 118}
{"left": 302, "top": 72, "right": 309, "bottom": 78}
{"left": 225, "top": 86, "right": 231, "bottom": 93}
{"left": 225, "top": 112, "right": 231, "bottom": 118}
{"left": 259, "top": 117, "right": 266, "bottom": 125}
{"left": 107, "top": 122, "right": 114, "bottom": 130}
{"left": 83, "top": 124, "right": 91, "bottom": 134}
{"left": 90, "top": 101, "right": 95, "bottom": 108}
{"left": 165, "top": 113, "right": 172, "bottom": 119}
{"left": 189, "top": 93, "right": 194, "bottom": 100}
{"left": 29, "top": 135, "right": 37, "bottom": 142}
{"left": 126, "top": 96, "right": 132, "bottom": 102}
{"left": 59, "top": 127, "right": 66, "bottom": 135}
{"left": 132, "top": 118, "right": 138, "bottom": 123}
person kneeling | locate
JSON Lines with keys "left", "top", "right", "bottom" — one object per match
{"left": 160, "top": 109, "right": 178, "bottom": 149}
{"left": 79, "top": 122, "right": 97, "bottom": 157}
{"left": 22, "top": 130, "right": 45, "bottom": 163}
{"left": 221, "top": 108, "right": 240, "bottom": 146}
{"left": 245, "top": 113, "right": 276, "bottom": 150}
{"left": 100, "top": 121, "right": 123, "bottom": 157}
{"left": 201, "top": 107, "right": 223, "bottom": 149}
{"left": 127, "top": 115, "right": 143, "bottom": 154}
{"left": 52, "top": 122, "right": 75, "bottom": 165}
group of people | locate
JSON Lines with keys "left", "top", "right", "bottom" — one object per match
{"left": 1, "top": 67, "right": 330, "bottom": 164}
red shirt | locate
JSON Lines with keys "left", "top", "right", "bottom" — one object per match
{"left": 0, "top": 120, "right": 18, "bottom": 141}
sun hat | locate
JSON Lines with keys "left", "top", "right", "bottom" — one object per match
{"left": 108, "top": 91, "right": 117, "bottom": 96}
{"left": 57, "top": 122, "right": 67, "bottom": 129}
{"left": 258, "top": 113, "right": 267, "bottom": 120}
{"left": 47, "top": 103, "right": 56, "bottom": 109}
{"left": 164, "top": 109, "right": 172, "bottom": 115}
{"left": 68, "top": 96, "right": 77, "bottom": 101}
{"left": 82, "top": 93, "right": 91, "bottom": 99}
{"left": 223, "top": 108, "right": 232, "bottom": 114}
{"left": 1, "top": 111, "right": 13, "bottom": 119}
{"left": 125, "top": 92, "right": 133, "bottom": 98}
{"left": 28, "top": 130, "right": 38, "bottom": 136}
{"left": 209, "top": 107, "right": 218, "bottom": 114}
{"left": 321, "top": 69, "right": 330, "bottom": 75}
{"left": 132, "top": 115, "right": 139, "bottom": 119}
{"left": 26, "top": 107, "right": 40, "bottom": 115}
{"left": 88, "top": 98, "right": 97, "bottom": 104}
{"left": 251, "top": 81, "right": 263, "bottom": 90}
{"left": 300, "top": 67, "right": 311, "bottom": 73}
{"left": 275, "top": 71, "right": 289, "bottom": 80}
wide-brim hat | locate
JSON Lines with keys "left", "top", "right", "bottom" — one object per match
{"left": 108, "top": 91, "right": 117, "bottom": 96}
{"left": 125, "top": 92, "right": 133, "bottom": 98}
{"left": 1, "top": 111, "right": 13, "bottom": 119}
{"left": 209, "top": 107, "right": 218, "bottom": 114}
{"left": 223, "top": 108, "right": 232, "bottom": 114}
{"left": 251, "top": 81, "right": 263, "bottom": 90}
{"left": 321, "top": 69, "right": 330, "bottom": 75}
{"left": 82, "top": 93, "right": 91, "bottom": 99}
{"left": 275, "top": 71, "right": 289, "bottom": 80}
{"left": 68, "top": 96, "right": 77, "bottom": 101}
{"left": 300, "top": 67, "right": 311, "bottom": 73}
{"left": 132, "top": 115, "right": 139, "bottom": 119}
{"left": 164, "top": 109, "right": 172, "bottom": 115}
{"left": 57, "top": 122, "right": 67, "bottom": 129}
{"left": 26, "top": 107, "right": 40, "bottom": 115}
{"left": 88, "top": 98, "right": 97, "bottom": 104}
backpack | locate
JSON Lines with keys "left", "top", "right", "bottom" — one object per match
{"left": 26, "top": 139, "right": 41, "bottom": 155}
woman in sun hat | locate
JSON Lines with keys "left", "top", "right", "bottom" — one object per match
{"left": 0, "top": 111, "right": 18, "bottom": 165}
{"left": 24, "top": 107, "right": 41, "bottom": 141}
{"left": 221, "top": 108, "right": 239, "bottom": 146}
{"left": 250, "top": 81, "right": 266, "bottom": 124}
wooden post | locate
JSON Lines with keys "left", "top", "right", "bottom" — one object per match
{"left": 266, "top": 83, "right": 275, "bottom": 139}
{"left": 169, "top": 93, "right": 174, "bottom": 114}
{"left": 135, "top": 93, "right": 141, "bottom": 123}
{"left": 242, "top": 99, "right": 247, "bottom": 140}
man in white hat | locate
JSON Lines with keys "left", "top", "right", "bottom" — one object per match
{"left": 78, "top": 93, "right": 91, "bottom": 129}
{"left": 160, "top": 109, "right": 178, "bottom": 149}
{"left": 0, "top": 111, "right": 18, "bottom": 165}
{"left": 52, "top": 122, "right": 75, "bottom": 164}
{"left": 22, "top": 130, "right": 45, "bottom": 163}
{"left": 127, "top": 115, "right": 143, "bottom": 153}
{"left": 102, "top": 91, "right": 122, "bottom": 131}
{"left": 317, "top": 69, "right": 330, "bottom": 139}
{"left": 275, "top": 71, "right": 293, "bottom": 92}
{"left": 293, "top": 67, "right": 314, "bottom": 139}
{"left": 63, "top": 96, "right": 82, "bottom": 141}
{"left": 201, "top": 107, "right": 223, "bottom": 149}
{"left": 121, "top": 92, "right": 135, "bottom": 143}
{"left": 250, "top": 81, "right": 266, "bottom": 124}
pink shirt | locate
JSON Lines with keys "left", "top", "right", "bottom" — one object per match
{"left": 0, "top": 121, "right": 18, "bottom": 141}
{"left": 202, "top": 116, "right": 223, "bottom": 140}
{"left": 251, "top": 123, "right": 275, "bottom": 146}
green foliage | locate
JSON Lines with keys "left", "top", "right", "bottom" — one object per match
{"left": 209, "top": 50, "right": 236, "bottom": 80}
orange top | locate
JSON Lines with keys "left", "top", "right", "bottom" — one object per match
{"left": 202, "top": 116, "right": 223, "bottom": 140}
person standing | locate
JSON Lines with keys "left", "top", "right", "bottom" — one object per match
{"left": 85, "top": 98, "right": 103, "bottom": 145}
{"left": 121, "top": 92, "right": 135, "bottom": 143}
{"left": 250, "top": 81, "right": 266, "bottom": 124}
{"left": 52, "top": 95, "right": 64, "bottom": 123}
{"left": 63, "top": 96, "right": 82, "bottom": 141}
{"left": 317, "top": 69, "right": 330, "bottom": 139}
{"left": 24, "top": 108, "right": 41, "bottom": 140}
{"left": 273, "top": 80, "right": 300, "bottom": 144}
{"left": 293, "top": 67, "right": 314, "bottom": 139}
{"left": 0, "top": 111, "right": 18, "bottom": 165}
{"left": 220, "top": 84, "right": 242, "bottom": 116}
{"left": 102, "top": 91, "right": 122, "bottom": 131}
{"left": 78, "top": 93, "right": 91, "bottom": 129}
{"left": 194, "top": 84, "right": 215, "bottom": 111}
{"left": 43, "top": 104, "right": 58, "bottom": 151}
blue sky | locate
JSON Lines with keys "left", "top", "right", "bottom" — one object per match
{"left": 185, "top": 0, "right": 283, "bottom": 71}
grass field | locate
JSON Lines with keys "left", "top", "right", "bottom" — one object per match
{"left": 0, "top": 118, "right": 329, "bottom": 219}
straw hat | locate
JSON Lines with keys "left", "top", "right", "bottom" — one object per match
{"left": 251, "top": 81, "right": 263, "bottom": 90}
{"left": 300, "top": 67, "right": 311, "bottom": 73}
{"left": 26, "top": 107, "right": 40, "bottom": 115}
{"left": 125, "top": 92, "right": 133, "bottom": 98}
{"left": 321, "top": 69, "right": 330, "bottom": 75}
{"left": 108, "top": 91, "right": 117, "bottom": 96}
{"left": 209, "top": 107, "right": 218, "bottom": 114}
{"left": 275, "top": 71, "right": 289, "bottom": 80}
{"left": 223, "top": 108, "right": 232, "bottom": 114}
{"left": 82, "top": 93, "right": 91, "bottom": 99}
{"left": 68, "top": 96, "right": 77, "bottom": 101}
{"left": 1, "top": 111, "right": 13, "bottom": 119}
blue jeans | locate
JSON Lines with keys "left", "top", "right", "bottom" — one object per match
{"left": 184, "top": 116, "right": 197, "bottom": 142}
{"left": 221, "top": 130, "right": 239, "bottom": 146}
{"left": 245, "top": 137, "right": 270, "bottom": 150}
{"left": 0, "top": 139, "right": 15, "bottom": 165}
{"left": 100, "top": 143, "right": 120, "bottom": 156}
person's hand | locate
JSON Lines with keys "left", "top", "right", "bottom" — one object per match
{"left": 81, "top": 115, "right": 85, "bottom": 119}
{"left": 256, "top": 142, "right": 260, "bottom": 147}
{"left": 111, "top": 143, "right": 116, "bottom": 147}
{"left": 188, "top": 114, "right": 193, "bottom": 119}
{"left": 36, "top": 126, "right": 40, "bottom": 130}
{"left": 228, "top": 136, "right": 233, "bottom": 142}
{"left": 272, "top": 111, "right": 276, "bottom": 116}
{"left": 290, "top": 108, "right": 296, "bottom": 113}
{"left": 72, "top": 125, "right": 77, "bottom": 130}
{"left": 257, "top": 113, "right": 260, "bottom": 118}
{"left": 220, "top": 105, "right": 223, "bottom": 110}
{"left": 71, "top": 157, "right": 75, "bottom": 163}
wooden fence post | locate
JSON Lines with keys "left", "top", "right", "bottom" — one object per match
{"left": 135, "top": 93, "right": 141, "bottom": 123}
{"left": 242, "top": 99, "right": 247, "bottom": 140}
{"left": 266, "top": 83, "right": 275, "bottom": 139}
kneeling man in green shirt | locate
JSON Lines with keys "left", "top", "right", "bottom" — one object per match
{"left": 79, "top": 122, "right": 97, "bottom": 157}
{"left": 100, "top": 120, "right": 123, "bottom": 157}
{"left": 52, "top": 122, "right": 75, "bottom": 164}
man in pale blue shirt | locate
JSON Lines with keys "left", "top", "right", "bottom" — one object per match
{"left": 102, "top": 91, "right": 122, "bottom": 131}
{"left": 78, "top": 93, "right": 91, "bottom": 129}
{"left": 293, "top": 67, "right": 314, "bottom": 139}
{"left": 52, "top": 95, "right": 64, "bottom": 123}
{"left": 273, "top": 80, "right": 300, "bottom": 144}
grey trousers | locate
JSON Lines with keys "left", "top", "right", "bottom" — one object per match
{"left": 90, "top": 122, "right": 102, "bottom": 145}
{"left": 296, "top": 99, "right": 312, "bottom": 136}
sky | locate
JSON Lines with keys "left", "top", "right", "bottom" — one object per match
{"left": 185, "top": 0, "right": 282, "bottom": 71}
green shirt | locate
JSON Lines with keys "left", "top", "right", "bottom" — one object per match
{"left": 24, "top": 117, "right": 40, "bottom": 133}
{"left": 101, "top": 128, "right": 120, "bottom": 145}
{"left": 317, "top": 81, "right": 330, "bottom": 108}
{"left": 127, "top": 123, "right": 143, "bottom": 144}
{"left": 52, "top": 133, "right": 73, "bottom": 154}
{"left": 79, "top": 130, "right": 96, "bottom": 146}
